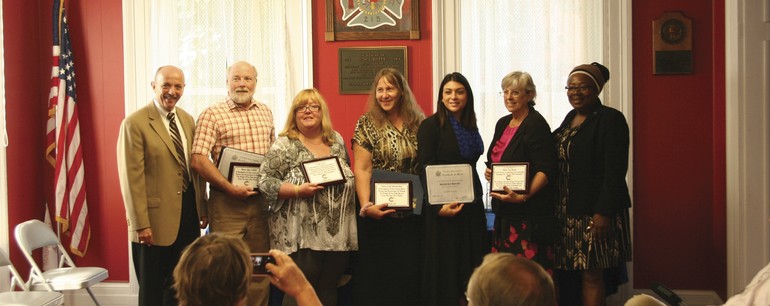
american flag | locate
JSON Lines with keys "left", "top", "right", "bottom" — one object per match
{"left": 46, "top": 0, "right": 90, "bottom": 257}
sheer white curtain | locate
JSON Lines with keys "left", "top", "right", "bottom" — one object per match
{"left": 124, "top": 0, "right": 312, "bottom": 128}
{"left": 122, "top": 0, "right": 311, "bottom": 294}
{"left": 440, "top": 0, "right": 605, "bottom": 208}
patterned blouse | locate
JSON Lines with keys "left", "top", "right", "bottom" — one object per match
{"left": 258, "top": 132, "right": 358, "bottom": 254}
{"left": 352, "top": 113, "right": 419, "bottom": 175}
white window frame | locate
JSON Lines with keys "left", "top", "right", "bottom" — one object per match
{"left": 431, "top": 0, "right": 634, "bottom": 299}
{"left": 121, "top": 0, "right": 313, "bottom": 294}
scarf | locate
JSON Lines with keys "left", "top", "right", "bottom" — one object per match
{"left": 448, "top": 115, "right": 484, "bottom": 161}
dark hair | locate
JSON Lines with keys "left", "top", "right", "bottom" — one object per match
{"left": 436, "top": 72, "right": 478, "bottom": 130}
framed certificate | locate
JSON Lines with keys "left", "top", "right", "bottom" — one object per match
{"left": 373, "top": 181, "right": 413, "bottom": 210}
{"left": 425, "top": 164, "right": 475, "bottom": 205}
{"left": 300, "top": 156, "right": 346, "bottom": 186}
{"left": 490, "top": 162, "right": 529, "bottom": 193}
{"left": 228, "top": 162, "right": 261, "bottom": 191}
{"left": 217, "top": 146, "right": 264, "bottom": 179}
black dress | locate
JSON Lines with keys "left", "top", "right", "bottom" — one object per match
{"left": 486, "top": 109, "right": 557, "bottom": 274}
{"left": 417, "top": 115, "right": 488, "bottom": 306}
{"left": 351, "top": 114, "right": 422, "bottom": 306}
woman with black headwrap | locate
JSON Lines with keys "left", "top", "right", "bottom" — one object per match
{"left": 553, "top": 62, "right": 632, "bottom": 306}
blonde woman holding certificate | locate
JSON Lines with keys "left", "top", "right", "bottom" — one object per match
{"left": 258, "top": 89, "right": 357, "bottom": 306}
{"left": 417, "top": 72, "right": 488, "bottom": 306}
{"left": 351, "top": 68, "right": 425, "bottom": 306}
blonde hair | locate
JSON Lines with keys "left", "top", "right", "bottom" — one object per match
{"left": 366, "top": 68, "right": 424, "bottom": 131}
{"left": 467, "top": 253, "right": 555, "bottom": 306}
{"left": 279, "top": 88, "right": 336, "bottom": 145}
{"left": 173, "top": 234, "right": 251, "bottom": 306}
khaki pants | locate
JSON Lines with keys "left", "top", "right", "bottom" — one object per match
{"left": 208, "top": 189, "right": 270, "bottom": 306}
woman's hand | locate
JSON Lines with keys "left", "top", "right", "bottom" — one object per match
{"left": 438, "top": 202, "right": 465, "bottom": 217}
{"left": 489, "top": 186, "right": 528, "bottom": 203}
{"left": 589, "top": 213, "right": 610, "bottom": 241}
{"left": 362, "top": 202, "right": 396, "bottom": 219}
{"left": 296, "top": 183, "right": 324, "bottom": 197}
{"left": 484, "top": 168, "right": 492, "bottom": 182}
{"left": 266, "top": 250, "right": 321, "bottom": 306}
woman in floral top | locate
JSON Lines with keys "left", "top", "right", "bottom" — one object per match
{"left": 351, "top": 68, "right": 425, "bottom": 306}
{"left": 258, "top": 88, "right": 357, "bottom": 306}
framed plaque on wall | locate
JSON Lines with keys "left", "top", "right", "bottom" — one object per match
{"left": 325, "top": 0, "right": 420, "bottom": 41}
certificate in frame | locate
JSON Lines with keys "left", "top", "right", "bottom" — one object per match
{"left": 490, "top": 162, "right": 529, "bottom": 193}
{"left": 228, "top": 162, "right": 261, "bottom": 191}
{"left": 300, "top": 156, "right": 346, "bottom": 186}
{"left": 373, "top": 181, "right": 413, "bottom": 210}
{"left": 217, "top": 146, "right": 264, "bottom": 179}
{"left": 425, "top": 164, "right": 475, "bottom": 205}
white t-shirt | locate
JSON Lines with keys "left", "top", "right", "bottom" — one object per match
{"left": 724, "top": 262, "right": 770, "bottom": 305}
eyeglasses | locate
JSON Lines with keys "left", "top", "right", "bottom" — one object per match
{"left": 498, "top": 90, "right": 523, "bottom": 97}
{"left": 565, "top": 85, "right": 594, "bottom": 92}
{"left": 295, "top": 105, "right": 320, "bottom": 113}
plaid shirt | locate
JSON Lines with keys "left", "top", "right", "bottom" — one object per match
{"left": 192, "top": 98, "right": 275, "bottom": 163}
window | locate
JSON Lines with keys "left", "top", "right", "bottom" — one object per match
{"left": 122, "top": 0, "right": 312, "bottom": 292}
{"left": 123, "top": 0, "right": 312, "bottom": 127}
{"left": 433, "top": 0, "right": 632, "bottom": 209}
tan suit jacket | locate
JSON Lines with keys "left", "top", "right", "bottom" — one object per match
{"left": 117, "top": 102, "right": 207, "bottom": 246}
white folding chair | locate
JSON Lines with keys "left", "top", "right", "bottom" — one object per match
{"left": 15, "top": 219, "right": 108, "bottom": 306}
{"left": 0, "top": 247, "right": 63, "bottom": 306}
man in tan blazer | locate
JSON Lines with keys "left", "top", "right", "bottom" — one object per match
{"left": 117, "top": 65, "right": 207, "bottom": 306}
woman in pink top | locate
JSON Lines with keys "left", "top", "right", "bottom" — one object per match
{"left": 483, "top": 71, "right": 558, "bottom": 274}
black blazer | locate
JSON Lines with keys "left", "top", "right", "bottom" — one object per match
{"left": 486, "top": 108, "right": 557, "bottom": 216}
{"left": 554, "top": 101, "right": 631, "bottom": 215}
{"left": 416, "top": 115, "right": 484, "bottom": 214}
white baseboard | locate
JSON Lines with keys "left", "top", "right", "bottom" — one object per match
{"left": 61, "top": 282, "right": 136, "bottom": 306}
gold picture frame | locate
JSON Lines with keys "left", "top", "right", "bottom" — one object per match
{"left": 325, "top": 0, "right": 420, "bottom": 41}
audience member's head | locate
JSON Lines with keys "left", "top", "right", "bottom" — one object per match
{"left": 173, "top": 233, "right": 251, "bottom": 306}
{"left": 466, "top": 253, "right": 556, "bottom": 306}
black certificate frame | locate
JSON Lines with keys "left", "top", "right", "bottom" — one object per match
{"left": 228, "top": 162, "right": 261, "bottom": 191}
{"left": 300, "top": 156, "right": 346, "bottom": 186}
{"left": 373, "top": 181, "right": 413, "bottom": 210}
{"left": 490, "top": 162, "right": 530, "bottom": 193}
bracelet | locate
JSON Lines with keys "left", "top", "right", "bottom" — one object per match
{"left": 359, "top": 202, "right": 373, "bottom": 218}
{"left": 294, "top": 185, "right": 300, "bottom": 198}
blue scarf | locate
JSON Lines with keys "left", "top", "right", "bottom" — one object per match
{"left": 448, "top": 115, "right": 484, "bottom": 161}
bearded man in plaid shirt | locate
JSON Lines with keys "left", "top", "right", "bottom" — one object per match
{"left": 191, "top": 61, "right": 275, "bottom": 306}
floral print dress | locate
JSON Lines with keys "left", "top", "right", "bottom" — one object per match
{"left": 258, "top": 132, "right": 358, "bottom": 254}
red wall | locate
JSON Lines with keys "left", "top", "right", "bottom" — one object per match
{"left": 4, "top": 0, "right": 128, "bottom": 282}
{"left": 4, "top": 0, "right": 728, "bottom": 298}
{"left": 312, "top": 0, "right": 435, "bottom": 149}
{"left": 4, "top": 0, "right": 48, "bottom": 277}
{"left": 631, "top": 0, "right": 726, "bottom": 299}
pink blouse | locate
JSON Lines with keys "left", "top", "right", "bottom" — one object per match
{"left": 490, "top": 126, "right": 518, "bottom": 163}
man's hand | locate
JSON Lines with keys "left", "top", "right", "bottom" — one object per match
{"left": 228, "top": 185, "right": 258, "bottom": 199}
{"left": 199, "top": 216, "right": 208, "bottom": 229}
{"left": 137, "top": 227, "right": 154, "bottom": 246}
